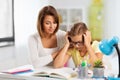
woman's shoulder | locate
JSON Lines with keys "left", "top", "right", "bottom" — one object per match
{"left": 56, "top": 30, "right": 66, "bottom": 38}
{"left": 57, "top": 30, "right": 66, "bottom": 35}
{"left": 29, "top": 33, "right": 39, "bottom": 37}
{"left": 29, "top": 33, "right": 40, "bottom": 41}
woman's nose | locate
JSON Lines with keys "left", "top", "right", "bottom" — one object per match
{"left": 50, "top": 23, "right": 54, "bottom": 28}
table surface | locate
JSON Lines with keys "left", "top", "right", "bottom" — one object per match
{"left": 0, "top": 65, "right": 107, "bottom": 80}
{"left": 0, "top": 72, "right": 106, "bottom": 80}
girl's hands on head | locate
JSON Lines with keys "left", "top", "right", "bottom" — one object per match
{"left": 83, "top": 30, "right": 92, "bottom": 47}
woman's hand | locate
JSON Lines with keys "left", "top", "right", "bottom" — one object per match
{"left": 83, "top": 30, "right": 92, "bottom": 48}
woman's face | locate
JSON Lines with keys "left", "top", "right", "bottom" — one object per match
{"left": 43, "top": 15, "right": 57, "bottom": 35}
{"left": 70, "top": 34, "right": 85, "bottom": 50}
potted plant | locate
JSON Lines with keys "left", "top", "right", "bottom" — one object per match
{"left": 93, "top": 60, "right": 104, "bottom": 78}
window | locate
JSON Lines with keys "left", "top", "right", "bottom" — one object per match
{"left": 57, "top": 8, "right": 84, "bottom": 31}
{"left": 0, "top": 0, "right": 14, "bottom": 47}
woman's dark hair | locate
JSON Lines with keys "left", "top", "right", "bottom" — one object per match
{"left": 37, "top": 5, "right": 59, "bottom": 37}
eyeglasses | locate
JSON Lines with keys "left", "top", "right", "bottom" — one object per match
{"left": 68, "top": 35, "right": 84, "bottom": 47}
{"left": 70, "top": 41, "right": 84, "bottom": 47}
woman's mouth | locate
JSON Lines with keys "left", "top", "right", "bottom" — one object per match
{"left": 48, "top": 29, "right": 54, "bottom": 33}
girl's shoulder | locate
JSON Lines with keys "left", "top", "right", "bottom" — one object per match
{"left": 92, "top": 40, "right": 101, "bottom": 53}
{"left": 91, "top": 40, "right": 100, "bottom": 48}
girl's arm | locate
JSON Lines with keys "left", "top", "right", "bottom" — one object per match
{"left": 83, "top": 31, "right": 103, "bottom": 65}
{"left": 86, "top": 44, "right": 103, "bottom": 65}
{"left": 53, "top": 33, "right": 71, "bottom": 68}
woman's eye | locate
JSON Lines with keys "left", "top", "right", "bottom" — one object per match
{"left": 46, "top": 22, "right": 50, "bottom": 25}
{"left": 53, "top": 22, "right": 57, "bottom": 24}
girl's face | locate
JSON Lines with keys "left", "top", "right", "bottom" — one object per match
{"left": 70, "top": 35, "right": 85, "bottom": 50}
{"left": 43, "top": 15, "right": 57, "bottom": 35}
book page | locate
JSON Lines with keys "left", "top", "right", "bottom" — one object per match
{"left": 50, "top": 73, "right": 66, "bottom": 79}
{"left": 33, "top": 72, "right": 50, "bottom": 77}
{"left": 52, "top": 67, "right": 77, "bottom": 79}
{"left": 32, "top": 67, "right": 77, "bottom": 79}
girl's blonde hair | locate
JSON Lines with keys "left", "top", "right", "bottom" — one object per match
{"left": 68, "top": 22, "right": 88, "bottom": 37}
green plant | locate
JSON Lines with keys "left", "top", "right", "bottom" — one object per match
{"left": 93, "top": 60, "right": 103, "bottom": 68}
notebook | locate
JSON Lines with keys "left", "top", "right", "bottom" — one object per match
{"left": 2, "top": 64, "right": 34, "bottom": 74}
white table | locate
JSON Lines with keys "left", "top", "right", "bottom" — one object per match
{"left": 0, "top": 65, "right": 106, "bottom": 80}
{"left": 0, "top": 73, "right": 62, "bottom": 80}
{"left": 0, "top": 72, "right": 106, "bottom": 80}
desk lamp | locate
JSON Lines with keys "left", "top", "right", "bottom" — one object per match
{"left": 99, "top": 36, "right": 120, "bottom": 77}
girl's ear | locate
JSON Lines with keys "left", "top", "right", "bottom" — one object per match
{"left": 82, "top": 35, "right": 84, "bottom": 43}
{"left": 68, "top": 37, "right": 71, "bottom": 42}
{"left": 67, "top": 31, "right": 71, "bottom": 42}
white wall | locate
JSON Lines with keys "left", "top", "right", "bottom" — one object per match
{"left": 50, "top": 0, "right": 120, "bottom": 39}
{"left": 103, "top": 0, "right": 119, "bottom": 39}
{"left": 14, "top": 0, "right": 49, "bottom": 46}
{"left": 49, "top": 0, "right": 90, "bottom": 8}
{"left": 49, "top": 0, "right": 90, "bottom": 25}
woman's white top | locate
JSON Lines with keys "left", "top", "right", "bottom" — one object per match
{"left": 28, "top": 30, "right": 66, "bottom": 69}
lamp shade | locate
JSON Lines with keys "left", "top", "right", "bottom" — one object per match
{"left": 99, "top": 36, "right": 119, "bottom": 55}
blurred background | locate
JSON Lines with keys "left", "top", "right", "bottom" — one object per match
{"left": 0, "top": 0, "right": 120, "bottom": 76}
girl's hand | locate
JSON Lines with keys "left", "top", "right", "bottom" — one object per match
{"left": 65, "top": 32, "right": 70, "bottom": 46}
{"left": 83, "top": 30, "right": 92, "bottom": 47}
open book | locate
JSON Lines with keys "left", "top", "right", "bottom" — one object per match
{"left": 32, "top": 67, "right": 77, "bottom": 79}
{"left": 1, "top": 65, "right": 77, "bottom": 79}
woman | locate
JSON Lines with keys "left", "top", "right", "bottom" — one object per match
{"left": 54, "top": 22, "right": 103, "bottom": 68}
{"left": 28, "top": 5, "right": 66, "bottom": 69}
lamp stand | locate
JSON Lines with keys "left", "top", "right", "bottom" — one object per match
{"left": 114, "top": 44, "right": 120, "bottom": 77}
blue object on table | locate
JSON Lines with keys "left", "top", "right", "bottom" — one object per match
{"left": 99, "top": 36, "right": 120, "bottom": 77}
{"left": 107, "top": 77, "right": 120, "bottom": 80}
{"left": 99, "top": 36, "right": 119, "bottom": 55}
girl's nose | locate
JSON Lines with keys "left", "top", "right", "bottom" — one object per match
{"left": 74, "top": 45, "right": 79, "bottom": 49}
